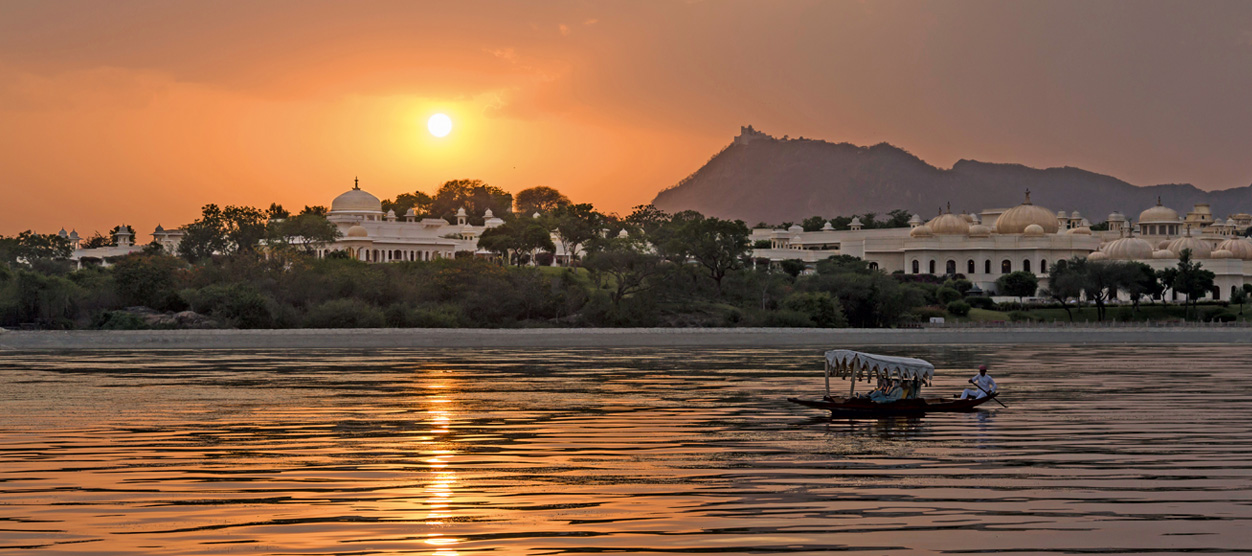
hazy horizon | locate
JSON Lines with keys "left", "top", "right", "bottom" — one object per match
{"left": 3, "top": 1, "right": 1251, "bottom": 237}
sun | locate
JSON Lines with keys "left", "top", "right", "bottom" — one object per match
{"left": 428, "top": 113, "right": 452, "bottom": 138}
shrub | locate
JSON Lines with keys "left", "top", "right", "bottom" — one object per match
{"left": 966, "top": 296, "right": 996, "bottom": 310}
{"left": 912, "top": 307, "right": 947, "bottom": 321}
{"left": 1212, "top": 311, "right": 1238, "bottom": 323}
{"left": 1007, "top": 310, "right": 1039, "bottom": 322}
{"left": 936, "top": 286, "right": 962, "bottom": 305}
{"left": 303, "top": 298, "right": 385, "bottom": 328}
{"left": 781, "top": 291, "right": 847, "bottom": 327}
{"left": 94, "top": 310, "right": 148, "bottom": 330}
{"left": 534, "top": 251, "right": 555, "bottom": 267}
{"left": 946, "top": 300, "right": 971, "bottom": 316}
{"left": 181, "top": 284, "right": 275, "bottom": 328}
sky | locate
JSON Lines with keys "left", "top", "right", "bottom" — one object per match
{"left": 2, "top": 0, "right": 1251, "bottom": 237}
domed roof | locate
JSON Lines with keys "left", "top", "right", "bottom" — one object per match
{"left": 1138, "top": 197, "right": 1179, "bottom": 223}
{"left": 484, "top": 208, "right": 495, "bottom": 218}
{"left": 1066, "top": 226, "right": 1092, "bottom": 235}
{"left": 385, "top": 209, "right": 396, "bottom": 218}
{"left": 1087, "top": 251, "right": 1109, "bottom": 261}
{"left": 1103, "top": 237, "right": 1154, "bottom": 260}
{"left": 1211, "top": 249, "right": 1234, "bottom": 259}
{"left": 1108, "top": 211, "right": 1127, "bottom": 222}
{"left": 968, "top": 224, "right": 991, "bottom": 238}
{"left": 331, "top": 180, "right": 382, "bottom": 214}
{"left": 1158, "top": 239, "right": 1172, "bottom": 249}
{"left": 849, "top": 216, "right": 863, "bottom": 227}
{"left": 787, "top": 224, "right": 803, "bottom": 233}
{"left": 404, "top": 208, "right": 416, "bottom": 217}
{"left": 1167, "top": 236, "right": 1211, "bottom": 258}
{"left": 1071, "top": 210, "right": 1082, "bottom": 219}
{"left": 1023, "top": 224, "right": 1045, "bottom": 237}
{"left": 909, "top": 225, "right": 934, "bottom": 238}
{"left": 1216, "top": 238, "right": 1252, "bottom": 260}
{"left": 821, "top": 221, "right": 834, "bottom": 231}
{"left": 456, "top": 207, "right": 468, "bottom": 217}
{"left": 926, "top": 211, "right": 970, "bottom": 235}
{"left": 907, "top": 214, "right": 923, "bottom": 226}
{"left": 994, "top": 191, "right": 1060, "bottom": 234}
{"left": 961, "top": 212, "right": 976, "bottom": 223}
{"left": 346, "top": 223, "right": 369, "bottom": 238}
{"left": 1152, "top": 249, "right": 1176, "bottom": 259}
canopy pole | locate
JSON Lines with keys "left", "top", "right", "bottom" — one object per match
{"left": 824, "top": 360, "right": 830, "bottom": 398}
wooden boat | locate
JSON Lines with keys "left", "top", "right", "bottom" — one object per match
{"left": 788, "top": 349, "right": 1000, "bottom": 417}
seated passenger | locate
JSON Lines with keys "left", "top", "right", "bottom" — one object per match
{"left": 870, "top": 379, "right": 904, "bottom": 403}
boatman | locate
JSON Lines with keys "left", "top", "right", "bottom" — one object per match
{"left": 959, "top": 365, "right": 997, "bottom": 399}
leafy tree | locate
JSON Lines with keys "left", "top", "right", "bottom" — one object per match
{"left": 996, "top": 271, "right": 1038, "bottom": 303}
{"left": 1045, "top": 258, "right": 1088, "bottom": 321}
{"left": 1083, "top": 261, "right": 1137, "bottom": 321}
{"left": 947, "top": 300, "right": 972, "bottom": 316}
{"left": 801, "top": 216, "right": 827, "bottom": 232}
{"left": 936, "top": 286, "right": 962, "bottom": 305}
{"left": 267, "top": 213, "right": 342, "bottom": 255}
{"left": 266, "top": 203, "right": 290, "bottom": 220}
{"left": 514, "top": 186, "right": 571, "bottom": 215}
{"left": 1123, "top": 262, "right": 1162, "bottom": 311}
{"left": 382, "top": 191, "right": 434, "bottom": 219}
{"left": 625, "top": 204, "right": 670, "bottom": 238}
{"left": 944, "top": 278, "right": 974, "bottom": 296}
{"left": 477, "top": 219, "right": 555, "bottom": 265}
{"left": 112, "top": 254, "right": 184, "bottom": 309}
{"left": 299, "top": 205, "right": 329, "bottom": 217}
{"left": 430, "top": 179, "right": 513, "bottom": 225}
{"left": 881, "top": 209, "right": 913, "bottom": 229}
{"left": 582, "top": 237, "right": 665, "bottom": 308}
{"left": 550, "top": 203, "right": 603, "bottom": 264}
{"left": 1169, "top": 249, "right": 1216, "bottom": 319}
{"left": 667, "top": 215, "right": 751, "bottom": 293}
{"left": 178, "top": 204, "right": 267, "bottom": 262}
{"left": 781, "top": 291, "right": 846, "bottom": 327}
{"left": 80, "top": 232, "right": 111, "bottom": 249}
{"left": 1232, "top": 288, "right": 1248, "bottom": 315}
{"left": 0, "top": 231, "right": 73, "bottom": 268}
{"left": 779, "top": 259, "right": 806, "bottom": 278}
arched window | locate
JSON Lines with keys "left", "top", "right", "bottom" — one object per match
{"left": 985, "top": 260, "right": 992, "bottom": 274}
{"left": 928, "top": 260, "right": 936, "bottom": 274}
{"left": 1040, "top": 259, "right": 1048, "bottom": 273}
{"left": 1023, "top": 259, "right": 1032, "bottom": 273}
{"left": 967, "top": 259, "right": 976, "bottom": 274}
{"left": 1001, "top": 259, "right": 1011, "bottom": 274}
{"left": 869, "top": 262, "right": 879, "bottom": 270}
{"left": 946, "top": 260, "right": 956, "bottom": 275}
{"left": 912, "top": 260, "right": 919, "bottom": 274}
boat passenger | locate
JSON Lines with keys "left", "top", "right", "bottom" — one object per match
{"left": 870, "top": 379, "right": 903, "bottom": 403}
{"left": 959, "top": 365, "right": 997, "bottom": 399}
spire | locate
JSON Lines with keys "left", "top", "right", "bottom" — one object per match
{"left": 1024, "top": 189, "right": 1033, "bottom": 205}
{"left": 946, "top": 201, "right": 951, "bottom": 214}
{"left": 1156, "top": 195, "right": 1162, "bottom": 206}
{"left": 354, "top": 176, "right": 359, "bottom": 190}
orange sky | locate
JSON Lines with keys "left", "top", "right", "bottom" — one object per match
{"left": 3, "top": 1, "right": 1251, "bottom": 238}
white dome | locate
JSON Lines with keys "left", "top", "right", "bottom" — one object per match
{"left": 909, "top": 225, "right": 934, "bottom": 238}
{"left": 1071, "top": 211, "right": 1082, "bottom": 219}
{"left": 1103, "top": 237, "right": 1154, "bottom": 260}
{"left": 405, "top": 208, "right": 416, "bottom": 217}
{"left": 788, "top": 224, "right": 803, "bottom": 233}
{"left": 926, "top": 212, "right": 970, "bottom": 235}
{"left": 1138, "top": 198, "right": 1179, "bottom": 223}
{"left": 907, "top": 214, "right": 923, "bottom": 226}
{"left": 1023, "top": 224, "right": 1045, "bottom": 237}
{"left": 347, "top": 224, "right": 369, "bottom": 238}
{"left": 456, "top": 207, "right": 468, "bottom": 217}
{"left": 1216, "top": 238, "right": 1252, "bottom": 260}
{"left": 1066, "top": 226, "right": 1092, "bottom": 235}
{"left": 1108, "top": 211, "right": 1127, "bottom": 222}
{"left": 1211, "top": 249, "right": 1234, "bottom": 259}
{"left": 1152, "top": 249, "right": 1176, "bottom": 259}
{"left": 821, "top": 221, "right": 834, "bottom": 231}
{"left": 1167, "top": 236, "right": 1212, "bottom": 258}
{"left": 331, "top": 186, "right": 382, "bottom": 214}
{"left": 1087, "top": 251, "right": 1109, "bottom": 261}
{"left": 968, "top": 224, "right": 991, "bottom": 238}
{"left": 994, "top": 191, "right": 1060, "bottom": 234}
{"left": 484, "top": 208, "right": 495, "bottom": 218}
{"left": 1158, "top": 239, "right": 1172, "bottom": 250}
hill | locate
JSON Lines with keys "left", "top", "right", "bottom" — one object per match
{"left": 651, "top": 126, "right": 1252, "bottom": 224}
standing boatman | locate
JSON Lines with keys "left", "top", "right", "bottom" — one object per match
{"left": 959, "top": 365, "right": 997, "bottom": 399}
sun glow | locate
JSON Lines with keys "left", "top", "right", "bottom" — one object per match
{"left": 428, "top": 113, "right": 452, "bottom": 137}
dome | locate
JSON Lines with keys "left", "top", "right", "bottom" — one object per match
{"left": 618, "top": 229, "right": 629, "bottom": 238}
{"left": 968, "top": 224, "right": 991, "bottom": 238}
{"left": 1108, "top": 211, "right": 1127, "bottom": 222}
{"left": 1071, "top": 211, "right": 1082, "bottom": 219}
{"left": 58, "top": 228, "right": 68, "bottom": 237}
{"left": 1103, "top": 237, "right": 1154, "bottom": 260}
{"left": 907, "top": 214, "right": 923, "bottom": 226}
{"left": 1023, "top": 224, "right": 1045, "bottom": 237}
{"left": 1211, "top": 249, "right": 1234, "bottom": 259}
{"left": 787, "top": 224, "right": 803, "bottom": 233}
{"left": 1167, "top": 236, "right": 1211, "bottom": 258}
{"left": 926, "top": 212, "right": 970, "bottom": 235}
{"left": 961, "top": 212, "right": 976, "bottom": 223}
{"left": 456, "top": 207, "right": 468, "bottom": 217}
{"left": 1087, "top": 251, "right": 1109, "bottom": 261}
{"left": 909, "top": 225, "right": 934, "bottom": 238}
{"left": 994, "top": 191, "right": 1060, "bottom": 234}
{"left": 533, "top": 212, "right": 541, "bottom": 219}
{"left": 154, "top": 224, "right": 165, "bottom": 233}
{"left": 1152, "top": 249, "right": 1176, "bottom": 259}
{"left": 404, "top": 208, "right": 416, "bottom": 217}
{"left": 1066, "top": 226, "right": 1092, "bottom": 235}
{"left": 1216, "top": 238, "right": 1252, "bottom": 260}
{"left": 385, "top": 209, "right": 396, "bottom": 218}
{"left": 1158, "top": 239, "right": 1172, "bottom": 249}
{"left": 346, "top": 224, "right": 369, "bottom": 238}
{"left": 821, "top": 221, "right": 834, "bottom": 231}
{"left": 484, "top": 208, "right": 495, "bottom": 218}
{"left": 331, "top": 183, "right": 382, "bottom": 214}
{"left": 1138, "top": 198, "right": 1179, "bottom": 223}
{"left": 849, "top": 216, "right": 864, "bottom": 227}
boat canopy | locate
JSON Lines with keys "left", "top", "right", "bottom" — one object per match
{"left": 825, "top": 350, "right": 935, "bottom": 384}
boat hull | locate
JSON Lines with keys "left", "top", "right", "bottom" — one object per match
{"left": 788, "top": 393, "right": 998, "bottom": 417}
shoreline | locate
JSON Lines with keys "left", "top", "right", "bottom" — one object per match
{"left": 3, "top": 327, "right": 1252, "bottom": 350}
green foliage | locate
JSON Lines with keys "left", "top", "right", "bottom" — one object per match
{"left": 303, "top": 298, "right": 386, "bottom": 328}
{"left": 550, "top": 203, "right": 603, "bottom": 262}
{"left": 779, "top": 259, "right": 806, "bottom": 278}
{"left": 801, "top": 216, "right": 827, "bottom": 232}
{"left": 944, "top": 278, "right": 973, "bottom": 296}
{"left": 996, "top": 271, "right": 1039, "bottom": 301}
{"left": 181, "top": 283, "right": 274, "bottom": 328}
{"left": 430, "top": 179, "right": 513, "bottom": 225}
{"left": 382, "top": 191, "right": 434, "bottom": 220}
{"left": 178, "top": 204, "right": 268, "bottom": 262}
{"left": 936, "top": 286, "right": 962, "bottom": 305}
{"left": 94, "top": 310, "right": 149, "bottom": 330}
{"left": 781, "top": 291, "right": 846, "bottom": 327}
{"left": 514, "top": 186, "right": 571, "bottom": 215}
{"left": 477, "top": 220, "right": 556, "bottom": 265}
{"left": 111, "top": 254, "right": 185, "bottom": 310}
{"left": 0, "top": 231, "right": 73, "bottom": 268}
{"left": 946, "top": 300, "right": 971, "bottom": 316}
{"left": 267, "top": 213, "right": 342, "bottom": 255}
{"left": 966, "top": 296, "right": 996, "bottom": 310}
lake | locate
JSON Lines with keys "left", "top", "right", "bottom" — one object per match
{"left": 1, "top": 346, "right": 1250, "bottom": 554}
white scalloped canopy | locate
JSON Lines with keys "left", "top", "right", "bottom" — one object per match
{"left": 825, "top": 350, "right": 935, "bottom": 383}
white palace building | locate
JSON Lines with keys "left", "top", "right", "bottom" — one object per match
{"left": 751, "top": 191, "right": 1252, "bottom": 301}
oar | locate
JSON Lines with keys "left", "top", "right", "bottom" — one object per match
{"left": 971, "top": 381, "right": 1008, "bottom": 408}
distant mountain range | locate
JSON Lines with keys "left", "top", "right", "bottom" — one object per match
{"left": 651, "top": 126, "right": 1252, "bottom": 225}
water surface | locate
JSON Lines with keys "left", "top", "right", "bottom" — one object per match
{"left": 2, "top": 346, "right": 1250, "bottom": 554}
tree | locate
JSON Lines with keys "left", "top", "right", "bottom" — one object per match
{"left": 514, "top": 186, "right": 571, "bottom": 215}
{"left": 112, "top": 254, "right": 184, "bottom": 308}
{"left": 624, "top": 204, "right": 670, "bottom": 238}
{"left": 582, "top": 236, "right": 665, "bottom": 308}
{"left": 801, "top": 216, "right": 827, "bottom": 232}
{"left": 1045, "top": 258, "right": 1088, "bottom": 321}
{"left": 382, "top": 191, "right": 434, "bottom": 219}
{"left": 476, "top": 219, "right": 555, "bottom": 266}
{"left": 667, "top": 215, "right": 751, "bottom": 293}
{"left": 550, "top": 203, "right": 603, "bottom": 264}
{"left": 267, "top": 213, "right": 342, "bottom": 255}
{"left": 1233, "top": 288, "right": 1248, "bottom": 315}
{"left": 178, "top": 204, "right": 267, "bottom": 262}
{"left": 430, "top": 179, "right": 513, "bottom": 224}
{"left": 1123, "top": 262, "right": 1162, "bottom": 312}
{"left": 781, "top": 291, "right": 846, "bottom": 327}
{"left": 1169, "top": 249, "right": 1215, "bottom": 319}
{"left": 996, "top": 271, "right": 1038, "bottom": 303}
{"left": 299, "top": 205, "right": 329, "bottom": 217}
{"left": 1083, "top": 262, "right": 1137, "bottom": 321}
{"left": 779, "top": 259, "right": 806, "bottom": 278}
{"left": 80, "top": 232, "right": 111, "bottom": 249}
{"left": 266, "top": 203, "right": 290, "bottom": 220}
{"left": 0, "top": 231, "right": 73, "bottom": 268}
{"left": 222, "top": 206, "right": 268, "bottom": 255}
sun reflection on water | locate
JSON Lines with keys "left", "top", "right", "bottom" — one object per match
{"left": 421, "top": 378, "right": 460, "bottom": 553}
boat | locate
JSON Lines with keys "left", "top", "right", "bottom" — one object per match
{"left": 787, "top": 350, "right": 999, "bottom": 417}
